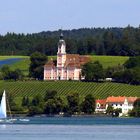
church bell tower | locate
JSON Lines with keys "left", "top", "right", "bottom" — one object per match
{"left": 57, "top": 33, "right": 67, "bottom": 80}
{"left": 57, "top": 33, "right": 66, "bottom": 68}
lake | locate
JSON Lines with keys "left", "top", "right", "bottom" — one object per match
{"left": 0, "top": 58, "right": 22, "bottom": 67}
{"left": 0, "top": 117, "right": 140, "bottom": 140}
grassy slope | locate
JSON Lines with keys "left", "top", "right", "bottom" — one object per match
{"left": 1, "top": 81, "right": 140, "bottom": 99}
{"left": 0, "top": 56, "right": 30, "bottom": 75}
{"left": 0, "top": 56, "right": 28, "bottom": 60}
{"left": 90, "top": 55, "right": 129, "bottom": 68}
{"left": 4, "top": 55, "right": 129, "bottom": 74}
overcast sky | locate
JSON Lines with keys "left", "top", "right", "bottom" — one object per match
{"left": 0, "top": 0, "right": 140, "bottom": 35}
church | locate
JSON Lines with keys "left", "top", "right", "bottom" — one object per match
{"left": 44, "top": 34, "right": 90, "bottom": 80}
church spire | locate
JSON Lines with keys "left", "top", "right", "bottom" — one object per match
{"left": 57, "top": 33, "right": 66, "bottom": 54}
{"left": 60, "top": 33, "right": 64, "bottom": 40}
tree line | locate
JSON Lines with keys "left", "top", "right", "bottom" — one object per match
{"left": 82, "top": 56, "right": 140, "bottom": 85}
{"left": 5, "top": 90, "right": 96, "bottom": 116}
{"left": 0, "top": 26, "right": 140, "bottom": 56}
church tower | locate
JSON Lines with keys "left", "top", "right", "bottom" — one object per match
{"left": 57, "top": 33, "right": 67, "bottom": 80}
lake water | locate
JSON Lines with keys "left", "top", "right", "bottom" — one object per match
{"left": 0, "top": 117, "right": 140, "bottom": 140}
{"left": 0, "top": 58, "right": 22, "bottom": 67}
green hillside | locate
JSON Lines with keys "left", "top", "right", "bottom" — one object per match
{"left": 0, "top": 56, "right": 28, "bottom": 60}
{"left": 2, "top": 55, "right": 129, "bottom": 75}
{"left": 90, "top": 55, "right": 129, "bottom": 68}
{"left": 1, "top": 81, "right": 139, "bottom": 99}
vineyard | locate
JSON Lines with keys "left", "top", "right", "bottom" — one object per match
{"left": 0, "top": 81, "right": 140, "bottom": 99}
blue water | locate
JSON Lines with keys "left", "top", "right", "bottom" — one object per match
{"left": 0, "top": 58, "right": 22, "bottom": 67}
{"left": 11, "top": 116, "right": 140, "bottom": 125}
{"left": 0, "top": 117, "right": 140, "bottom": 140}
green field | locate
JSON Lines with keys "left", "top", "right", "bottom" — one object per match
{"left": 0, "top": 81, "right": 139, "bottom": 99}
{"left": 1, "top": 55, "right": 129, "bottom": 75}
{"left": 0, "top": 56, "right": 28, "bottom": 60}
{"left": 0, "top": 56, "right": 30, "bottom": 75}
{"left": 90, "top": 55, "right": 129, "bottom": 68}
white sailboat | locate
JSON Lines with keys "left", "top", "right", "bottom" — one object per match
{"left": 0, "top": 90, "right": 7, "bottom": 119}
{"left": 0, "top": 90, "right": 16, "bottom": 123}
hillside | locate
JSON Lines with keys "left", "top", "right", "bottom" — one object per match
{"left": 1, "top": 55, "right": 128, "bottom": 75}
{"left": 1, "top": 81, "right": 140, "bottom": 99}
{"left": 0, "top": 27, "right": 140, "bottom": 56}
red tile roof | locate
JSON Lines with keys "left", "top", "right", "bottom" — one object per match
{"left": 106, "top": 96, "right": 126, "bottom": 103}
{"left": 106, "top": 96, "right": 138, "bottom": 103}
{"left": 96, "top": 99, "right": 106, "bottom": 109}
{"left": 127, "top": 97, "right": 137, "bottom": 103}
{"left": 44, "top": 54, "right": 90, "bottom": 68}
{"left": 96, "top": 99, "right": 106, "bottom": 105}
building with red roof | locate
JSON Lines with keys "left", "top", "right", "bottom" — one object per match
{"left": 95, "top": 96, "right": 137, "bottom": 115}
{"left": 44, "top": 34, "right": 90, "bottom": 80}
{"left": 95, "top": 99, "right": 106, "bottom": 113}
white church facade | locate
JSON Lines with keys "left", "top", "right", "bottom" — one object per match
{"left": 44, "top": 34, "right": 90, "bottom": 80}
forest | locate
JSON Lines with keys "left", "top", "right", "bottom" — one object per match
{"left": 0, "top": 26, "right": 140, "bottom": 56}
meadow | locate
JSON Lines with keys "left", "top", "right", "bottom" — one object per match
{"left": 0, "top": 55, "right": 129, "bottom": 76}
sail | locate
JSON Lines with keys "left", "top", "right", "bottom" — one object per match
{"left": 0, "top": 90, "right": 7, "bottom": 119}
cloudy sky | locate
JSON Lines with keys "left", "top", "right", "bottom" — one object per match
{"left": 0, "top": 0, "right": 140, "bottom": 34}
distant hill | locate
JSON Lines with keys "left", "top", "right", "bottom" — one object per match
{"left": 0, "top": 27, "right": 140, "bottom": 56}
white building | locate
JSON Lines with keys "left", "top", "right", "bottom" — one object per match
{"left": 106, "top": 96, "right": 137, "bottom": 115}
{"left": 95, "top": 96, "right": 137, "bottom": 115}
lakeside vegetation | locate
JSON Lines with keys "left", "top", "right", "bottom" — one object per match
{"left": 0, "top": 80, "right": 140, "bottom": 116}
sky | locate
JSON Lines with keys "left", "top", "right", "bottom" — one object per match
{"left": 0, "top": 0, "right": 140, "bottom": 35}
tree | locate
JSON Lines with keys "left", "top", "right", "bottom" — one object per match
{"left": 29, "top": 52, "right": 48, "bottom": 80}
{"left": 44, "top": 90, "right": 57, "bottom": 101}
{"left": 66, "top": 92, "right": 80, "bottom": 115}
{"left": 82, "top": 61, "right": 104, "bottom": 81}
{"left": 10, "top": 69, "right": 24, "bottom": 81}
{"left": 106, "top": 105, "right": 114, "bottom": 115}
{"left": 124, "top": 56, "right": 140, "bottom": 69}
{"left": 28, "top": 106, "right": 43, "bottom": 116}
{"left": 28, "top": 94, "right": 44, "bottom": 115}
{"left": 22, "top": 96, "right": 30, "bottom": 107}
{"left": 113, "top": 108, "right": 122, "bottom": 117}
{"left": 1, "top": 65, "right": 11, "bottom": 80}
{"left": 113, "top": 68, "right": 140, "bottom": 85}
{"left": 31, "top": 94, "right": 44, "bottom": 106}
{"left": 44, "top": 97, "right": 64, "bottom": 115}
{"left": 44, "top": 99, "right": 57, "bottom": 114}
{"left": 131, "top": 98, "right": 140, "bottom": 117}
{"left": 81, "top": 94, "right": 95, "bottom": 114}
{"left": 1, "top": 65, "right": 24, "bottom": 81}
